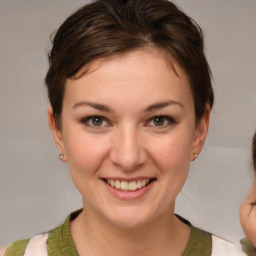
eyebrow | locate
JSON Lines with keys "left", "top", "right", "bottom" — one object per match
{"left": 73, "top": 100, "right": 183, "bottom": 112}
{"left": 145, "top": 100, "right": 184, "bottom": 112}
{"left": 73, "top": 101, "right": 112, "bottom": 112}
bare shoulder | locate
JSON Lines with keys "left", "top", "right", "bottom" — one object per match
{"left": 0, "top": 246, "right": 7, "bottom": 256}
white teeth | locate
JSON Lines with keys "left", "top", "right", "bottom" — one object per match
{"left": 115, "top": 180, "right": 121, "bottom": 189}
{"left": 137, "top": 180, "right": 142, "bottom": 189}
{"left": 121, "top": 181, "right": 129, "bottom": 190}
{"left": 106, "top": 179, "right": 151, "bottom": 191}
{"left": 128, "top": 181, "right": 137, "bottom": 191}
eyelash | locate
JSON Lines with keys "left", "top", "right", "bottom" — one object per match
{"left": 81, "top": 115, "right": 176, "bottom": 129}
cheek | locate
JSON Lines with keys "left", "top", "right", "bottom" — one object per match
{"left": 64, "top": 132, "right": 112, "bottom": 199}
{"left": 147, "top": 132, "right": 193, "bottom": 172}
{"left": 64, "top": 129, "right": 111, "bottom": 175}
{"left": 146, "top": 131, "right": 194, "bottom": 199}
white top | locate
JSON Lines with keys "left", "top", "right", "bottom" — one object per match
{"left": 212, "top": 235, "right": 246, "bottom": 256}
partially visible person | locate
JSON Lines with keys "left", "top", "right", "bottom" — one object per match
{"left": 0, "top": 247, "right": 6, "bottom": 256}
{"left": 240, "top": 131, "right": 256, "bottom": 255}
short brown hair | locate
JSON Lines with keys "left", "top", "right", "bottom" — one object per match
{"left": 45, "top": 0, "right": 214, "bottom": 128}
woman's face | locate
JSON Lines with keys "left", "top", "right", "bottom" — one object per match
{"left": 49, "top": 48, "right": 209, "bottom": 228}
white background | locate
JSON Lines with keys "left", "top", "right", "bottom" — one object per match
{"left": 0, "top": 0, "right": 256, "bottom": 245}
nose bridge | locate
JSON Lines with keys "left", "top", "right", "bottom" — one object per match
{"left": 110, "top": 123, "right": 146, "bottom": 170}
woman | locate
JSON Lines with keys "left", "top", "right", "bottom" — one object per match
{"left": 3, "top": 0, "right": 247, "bottom": 255}
{"left": 240, "top": 132, "right": 256, "bottom": 255}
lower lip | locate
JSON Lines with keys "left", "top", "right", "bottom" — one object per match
{"left": 103, "top": 180, "right": 155, "bottom": 200}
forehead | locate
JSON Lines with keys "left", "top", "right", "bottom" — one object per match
{"left": 64, "top": 48, "right": 193, "bottom": 109}
{"left": 75, "top": 47, "right": 187, "bottom": 80}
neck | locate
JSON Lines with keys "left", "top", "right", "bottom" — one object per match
{"left": 70, "top": 206, "right": 190, "bottom": 256}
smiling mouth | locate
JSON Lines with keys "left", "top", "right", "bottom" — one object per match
{"left": 104, "top": 178, "right": 156, "bottom": 191}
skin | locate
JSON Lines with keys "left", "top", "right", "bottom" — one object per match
{"left": 0, "top": 247, "right": 6, "bottom": 256}
{"left": 48, "top": 47, "right": 210, "bottom": 256}
{"left": 240, "top": 178, "right": 256, "bottom": 248}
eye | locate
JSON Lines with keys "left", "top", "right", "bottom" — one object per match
{"left": 147, "top": 116, "right": 175, "bottom": 128}
{"left": 81, "top": 116, "right": 109, "bottom": 127}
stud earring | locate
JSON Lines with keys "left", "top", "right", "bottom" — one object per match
{"left": 193, "top": 153, "right": 197, "bottom": 161}
{"left": 59, "top": 153, "right": 64, "bottom": 160}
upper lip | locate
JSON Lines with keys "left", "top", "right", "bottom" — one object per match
{"left": 102, "top": 177, "right": 156, "bottom": 182}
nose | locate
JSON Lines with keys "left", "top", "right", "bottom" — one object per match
{"left": 109, "top": 125, "right": 147, "bottom": 171}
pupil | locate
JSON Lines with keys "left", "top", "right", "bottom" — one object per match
{"left": 154, "top": 117, "right": 164, "bottom": 126}
{"left": 92, "top": 117, "right": 103, "bottom": 126}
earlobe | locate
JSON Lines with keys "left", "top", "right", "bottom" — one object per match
{"left": 191, "top": 105, "right": 210, "bottom": 161}
{"left": 47, "top": 106, "right": 67, "bottom": 162}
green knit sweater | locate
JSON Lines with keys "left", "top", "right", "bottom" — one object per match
{"left": 5, "top": 211, "right": 250, "bottom": 256}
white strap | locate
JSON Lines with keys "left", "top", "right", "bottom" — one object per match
{"left": 24, "top": 233, "right": 48, "bottom": 256}
{"left": 212, "top": 235, "right": 246, "bottom": 256}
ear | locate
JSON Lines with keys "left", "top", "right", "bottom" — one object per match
{"left": 47, "top": 106, "right": 67, "bottom": 162}
{"left": 191, "top": 105, "right": 210, "bottom": 161}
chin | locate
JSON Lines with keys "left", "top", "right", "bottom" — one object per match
{"left": 105, "top": 207, "right": 157, "bottom": 229}
{"left": 110, "top": 218, "right": 149, "bottom": 229}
